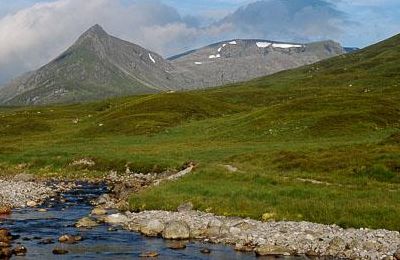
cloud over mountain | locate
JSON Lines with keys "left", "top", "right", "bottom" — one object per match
{"left": 0, "top": 0, "right": 353, "bottom": 84}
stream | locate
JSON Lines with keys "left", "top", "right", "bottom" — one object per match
{"left": 0, "top": 182, "right": 267, "bottom": 259}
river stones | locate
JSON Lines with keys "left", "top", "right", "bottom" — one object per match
{"left": 53, "top": 248, "right": 69, "bottom": 255}
{"left": 140, "top": 220, "right": 165, "bottom": 237}
{"left": 139, "top": 251, "right": 159, "bottom": 257}
{"left": 105, "top": 213, "right": 129, "bottom": 225}
{"left": 58, "top": 234, "right": 82, "bottom": 244}
{"left": 200, "top": 248, "right": 211, "bottom": 254}
{"left": 75, "top": 217, "right": 99, "bottom": 228}
{"left": 255, "top": 244, "right": 293, "bottom": 256}
{"left": 13, "top": 245, "right": 27, "bottom": 256}
{"left": 206, "top": 219, "right": 223, "bottom": 237}
{"left": 0, "top": 205, "right": 11, "bottom": 215}
{"left": 162, "top": 220, "right": 190, "bottom": 240}
{"left": 167, "top": 241, "right": 187, "bottom": 250}
{"left": 0, "top": 247, "right": 12, "bottom": 258}
{"left": 26, "top": 201, "right": 38, "bottom": 207}
{"left": 91, "top": 207, "right": 107, "bottom": 216}
{"left": 0, "top": 229, "right": 11, "bottom": 243}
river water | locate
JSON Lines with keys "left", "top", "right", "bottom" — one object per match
{"left": 0, "top": 183, "right": 282, "bottom": 259}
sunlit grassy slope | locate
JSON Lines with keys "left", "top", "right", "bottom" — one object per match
{"left": 1, "top": 34, "right": 399, "bottom": 229}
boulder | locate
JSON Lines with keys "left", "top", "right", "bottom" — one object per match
{"left": 26, "top": 201, "right": 38, "bottom": 207}
{"left": 206, "top": 219, "right": 223, "bottom": 237}
{"left": 58, "top": 235, "right": 78, "bottom": 244}
{"left": 140, "top": 220, "right": 165, "bottom": 237}
{"left": 75, "top": 217, "right": 99, "bottom": 228}
{"left": 0, "top": 205, "right": 11, "bottom": 215}
{"left": 13, "top": 245, "right": 27, "bottom": 256}
{"left": 105, "top": 213, "right": 129, "bottom": 225}
{"left": 91, "top": 207, "right": 107, "bottom": 216}
{"left": 0, "top": 247, "right": 12, "bottom": 258}
{"left": 255, "top": 245, "right": 293, "bottom": 256}
{"left": 0, "top": 229, "right": 11, "bottom": 243}
{"left": 162, "top": 221, "right": 190, "bottom": 240}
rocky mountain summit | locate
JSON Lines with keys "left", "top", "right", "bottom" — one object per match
{"left": 170, "top": 39, "right": 346, "bottom": 88}
{"left": 0, "top": 25, "right": 186, "bottom": 105}
{"left": 0, "top": 25, "right": 348, "bottom": 105}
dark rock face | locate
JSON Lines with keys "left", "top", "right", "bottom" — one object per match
{"left": 0, "top": 25, "right": 347, "bottom": 106}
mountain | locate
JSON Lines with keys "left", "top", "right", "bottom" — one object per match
{"left": 170, "top": 39, "right": 347, "bottom": 88}
{"left": 0, "top": 25, "right": 348, "bottom": 105}
{"left": 0, "top": 25, "right": 186, "bottom": 105}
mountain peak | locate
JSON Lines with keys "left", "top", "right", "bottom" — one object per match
{"left": 85, "top": 24, "right": 108, "bottom": 35}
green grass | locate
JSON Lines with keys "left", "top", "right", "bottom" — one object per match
{"left": 0, "top": 34, "right": 400, "bottom": 230}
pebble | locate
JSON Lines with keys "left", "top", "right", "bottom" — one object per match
{"left": 53, "top": 248, "right": 69, "bottom": 255}
{"left": 139, "top": 251, "right": 159, "bottom": 257}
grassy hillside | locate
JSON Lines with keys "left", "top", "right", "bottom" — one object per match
{"left": 0, "top": 34, "right": 399, "bottom": 230}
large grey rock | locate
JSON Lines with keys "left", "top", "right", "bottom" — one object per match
{"left": 162, "top": 220, "right": 190, "bottom": 240}
{"left": 140, "top": 220, "right": 165, "bottom": 237}
{"left": 75, "top": 217, "right": 99, "bottom": 228}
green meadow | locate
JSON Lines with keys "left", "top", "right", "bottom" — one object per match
{"left": 1, "top": 34, "right": 399, "bottom": 230}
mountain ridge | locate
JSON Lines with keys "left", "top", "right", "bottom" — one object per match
{"left": 0, "top": 24, "right": 348, "bottom": 105}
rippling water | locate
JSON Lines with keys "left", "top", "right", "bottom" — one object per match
{"left": 0, "top": 183, "right": 286, "bottom": 259}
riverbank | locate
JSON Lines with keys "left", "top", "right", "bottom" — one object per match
{"left": 0, "top": 177, "right": 76, "bottom": 209}
{"left": 1, "top": 176, "right": 400, "bottom": 259}
{"left": 96, "top": 209, "right": 400, "bottom": 259}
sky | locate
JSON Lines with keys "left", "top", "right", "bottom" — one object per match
{"left": 0, "top": 0, "right": 399, "bottom": 84}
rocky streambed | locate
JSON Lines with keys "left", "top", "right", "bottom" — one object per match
{"left": 96, "top": 209, "right": 400, "bottom": 259}
{"left": 0, "top": 181, "right": 260, "bottom": 259}
{"left": 1, "top": 173, "right": 400, "bottom": 259}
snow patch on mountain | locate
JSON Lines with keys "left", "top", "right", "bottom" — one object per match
{"left": 272, "top": 43, "right": 303, "bottom": 49}
{"left": 256, "top": 42, "right": 272, "bottom": 48}
{"left": 148, "top": 53, "right": 156, "bottom": 63}
{"left": 209, "top": 54, "right": 221, "bottom": 59}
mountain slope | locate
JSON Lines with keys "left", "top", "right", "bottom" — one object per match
{"left": 171, "top": 39, "right": 346, "bottom": 88}
{"left": 0, "top": 25, "right": 185, "bottom": 105}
